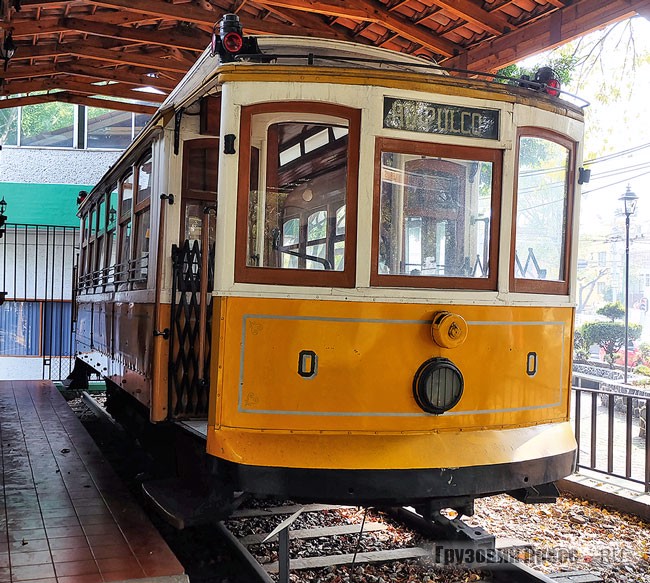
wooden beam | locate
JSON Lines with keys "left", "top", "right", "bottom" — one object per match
{"left": 429, "top": 0, "right": 512, "bottom": 35}
{"left": 56, "top": 61, "right": 180, "bottom": 90}
{"left": 3, "top": 11, "right": 157, "bottom": 36}
{"left": 12, "top": 40, "right": 193, "bottom": 73}
{"left": 1, "top": 77, "right": 166, "bottom": 102}
{"left": 62, "top": 17, "right": 209, "bottom": 51}
{"left": 356, "top": 0, "right": 461, "bottom": 56}
{"left": 259, "top": 0, "right": 462, "bottom": 56}
{"left": 86, "top": 0, "right": 352, "bottom": 40}
{"left": 53, "top": 92, "right": 158, "bottom": 114}
{"left": 443, "top": 0, "right": 650, "bottom": 71}
{"left": 88, "top": 0, "right": 226, "bottom": 27}
{"left": 0, "top": 91, "right": 157, "bottom": 113}
{"left": 0, "top": 63, "right": 58, "bottom": 80}
{"left": 256, "top": 0, "right": 368, "bottom": 20}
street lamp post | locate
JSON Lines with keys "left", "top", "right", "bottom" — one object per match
{"left": 620, "top": 185, "right": 638, "bottom": 384}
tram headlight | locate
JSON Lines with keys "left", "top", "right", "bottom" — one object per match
{"left": 413, "top": 358, "right": 464, "bottom": 414}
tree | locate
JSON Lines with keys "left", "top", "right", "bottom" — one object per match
{"left": 597, "top": 301, "right": 625, "bottom": 321}
{"left": 573, "top": 329, "right": 591, "bottom": 362}
{"left": 581, "top": 321, "right": 642, "bottom": 365}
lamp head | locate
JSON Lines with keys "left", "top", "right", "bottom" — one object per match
{"left": 0, "top": 33, "right": 16, "bottom": 62}
{"left": 620, "top": 185, "right": 639, "bottom": 217}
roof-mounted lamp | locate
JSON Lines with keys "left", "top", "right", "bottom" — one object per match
{"left": 0, "top": 32, "right": 16, "bottom": 72}
{"left": 210, "top": 13, "right": 260, "bottom": 62}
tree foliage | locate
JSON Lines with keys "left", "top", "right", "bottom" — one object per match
{"left": 596, "top": 301, "right": 625, "bottom": 321}
{"left": 497, "top": 51, "right": 578, "bottom": 87}
{"left": 0, "top": 108, "right": 18, "bottom": 145}
{"left": 21, "top": 102, "right": 74, "bottom": 139}
{"left": 581, "top": 321, "right": 642, "bottom": 364}
{"left": 573, "top": 329, "right": 591, "bottom": 362}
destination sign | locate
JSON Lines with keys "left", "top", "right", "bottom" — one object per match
{"left": 383, "top": 97, "right": 500, "bottom": 140}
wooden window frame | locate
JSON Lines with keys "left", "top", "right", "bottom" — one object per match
{"left": 510, "top": 128, "right": 576, "bottom": 295}
{"left": 235, "top": 102, "right": 360, "bottom": 288}
{"left": 117, "top": 169, "right": 135, "bottom": 284}
{"left": 179, "top": 137, "right": 220, "bottom": 245}
{"left": 93, "top": 194, "right": 107, "bottom": 287}
{"left": 370, "top": 137, "right": 502, "bottom": 290}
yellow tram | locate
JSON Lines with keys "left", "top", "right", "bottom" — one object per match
{"left": 72, "top": 15, "right": 584, "bottom": 520}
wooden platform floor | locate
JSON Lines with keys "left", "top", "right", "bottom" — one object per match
{"left": 0, "top": 380, "right": 188, "bottom": 583}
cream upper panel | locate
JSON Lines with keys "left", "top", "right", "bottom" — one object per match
{"left": 214, "top": 75, "right": 583, "bottom": 307}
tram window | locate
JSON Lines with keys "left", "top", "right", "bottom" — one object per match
{"left": 133, "top": 209, "right": 150, "bottom": 282}
{"left": 512, "top": 131, "right": 574, "bottom": 294}
{"left": 136, "top": 154, "right": 152, "bottom": 204}
{"left": 372, "top": 139, "right": 501, "bottom": 290}
{"left": 98, "top": 198, "right": 106, "bottom": 233}
{"left": 236, "top": 102, "right": 360, "bottom": 287}
{"left": 120, "top": 171, "right": 134, "bottom": 217}
{"left": 117, "top": 221, "right": 131, "bottom": 281}
{"left": 108, "top": 186, "right": 118, "bottom": 230}
{"left": 106, "top": 185, "right": 118, "bottom": 285}
{"left": 89, "top": 207, "right": 97, "bottom": 237}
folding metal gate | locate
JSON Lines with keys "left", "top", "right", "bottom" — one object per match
{"left": 168, "top": 240, "right": 215, "bottom": 419}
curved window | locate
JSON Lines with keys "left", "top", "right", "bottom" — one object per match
{"left": 372, "top": 138, "right": 502, "bottom": 290}
{"left": 511, "top": 130, "right": 575, "bottom": 294}
{"left": 235, "top": 102, "right": 360, "bottom": 287}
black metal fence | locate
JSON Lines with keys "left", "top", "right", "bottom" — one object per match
{"left": 572, "top": 373, "right": 650, "bottom": 492}
{"left": 0, "top": 223, "right": 79, "bottom": 381}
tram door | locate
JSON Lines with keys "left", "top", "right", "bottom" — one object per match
{"left": 169, "top": 139, "right": 218, "bottom": 419}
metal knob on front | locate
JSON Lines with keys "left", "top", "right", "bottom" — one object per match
{"left": 431, "top": 311, "right": 468, "bottom": 349}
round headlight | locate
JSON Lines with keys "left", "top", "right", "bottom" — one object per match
{"left": 413, "top": 357, "right": 464, "bottom": 414}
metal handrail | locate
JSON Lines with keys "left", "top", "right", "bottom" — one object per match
{"left": 571, "top": 373, "right": 650, "bottom": 492}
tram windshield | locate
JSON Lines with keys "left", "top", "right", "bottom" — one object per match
{"left": 372, "top": 140, "right": 501, "bottom": 289}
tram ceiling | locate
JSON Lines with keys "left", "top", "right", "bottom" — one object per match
{"left": 0, "top": 0, "right": 649, "bottom": 113}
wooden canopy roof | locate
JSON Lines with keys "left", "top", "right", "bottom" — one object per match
{"left": 1, "top": 0, "right": 649, "bottom": 114}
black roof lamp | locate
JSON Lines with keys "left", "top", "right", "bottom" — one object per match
{"left": 0, "top": 32, "right": 16, "bottom": 71}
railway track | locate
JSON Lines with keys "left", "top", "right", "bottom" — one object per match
{"left": 218, "top": 502, "right": 603, "bottom": 583}
{"left": 77, "top": 392, "right": 604, "bottom": 583}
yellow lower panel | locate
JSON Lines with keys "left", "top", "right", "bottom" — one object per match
{"left": 211, "top": 297, "right": 573, "bottom": 433}
{"left": 207, "top": 420, "right": 576, "bottom": 470}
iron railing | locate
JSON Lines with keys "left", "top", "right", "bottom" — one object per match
{"left": 572, "top": 372, "right": 650, "bottom": 492}
{"left": 0, "top": 223, "right": 79, "bottom": 381}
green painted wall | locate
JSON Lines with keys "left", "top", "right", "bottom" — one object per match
{"left": 0, "top": 182, "right": 90, "bottom": 227}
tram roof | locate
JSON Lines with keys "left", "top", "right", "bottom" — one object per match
{"left": 1, "top": 0, "right": 648, "bottom": 114}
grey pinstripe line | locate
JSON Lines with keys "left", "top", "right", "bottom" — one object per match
{"left": 237, "top": 313, "right": 567, "bottom": 416}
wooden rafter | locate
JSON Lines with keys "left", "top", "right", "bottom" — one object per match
{"left": 443, "top": 0, "right": 650, "bottom": 71}
{"left": 258, "top": 0, "right": 462, "bottom": 55}
{"left": 428, "top": 0, "right": 512, "bottom": 35}
{"left": 0, "top": 91, "right": 158, "bottom": 113}
{"left": 12, "top": 40, "right": 194, "bottom": 72}
{"left": 55, "top": 61, "right": 180, "bottom": 89}
{"left": 1, "top": 77, "right": 167, "bottom": 101}
{"left": 61, "top": 17, "right": 210, "bottom": 51}
{"left": 0, "top": 0, "right": 648, "bottom": 111}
